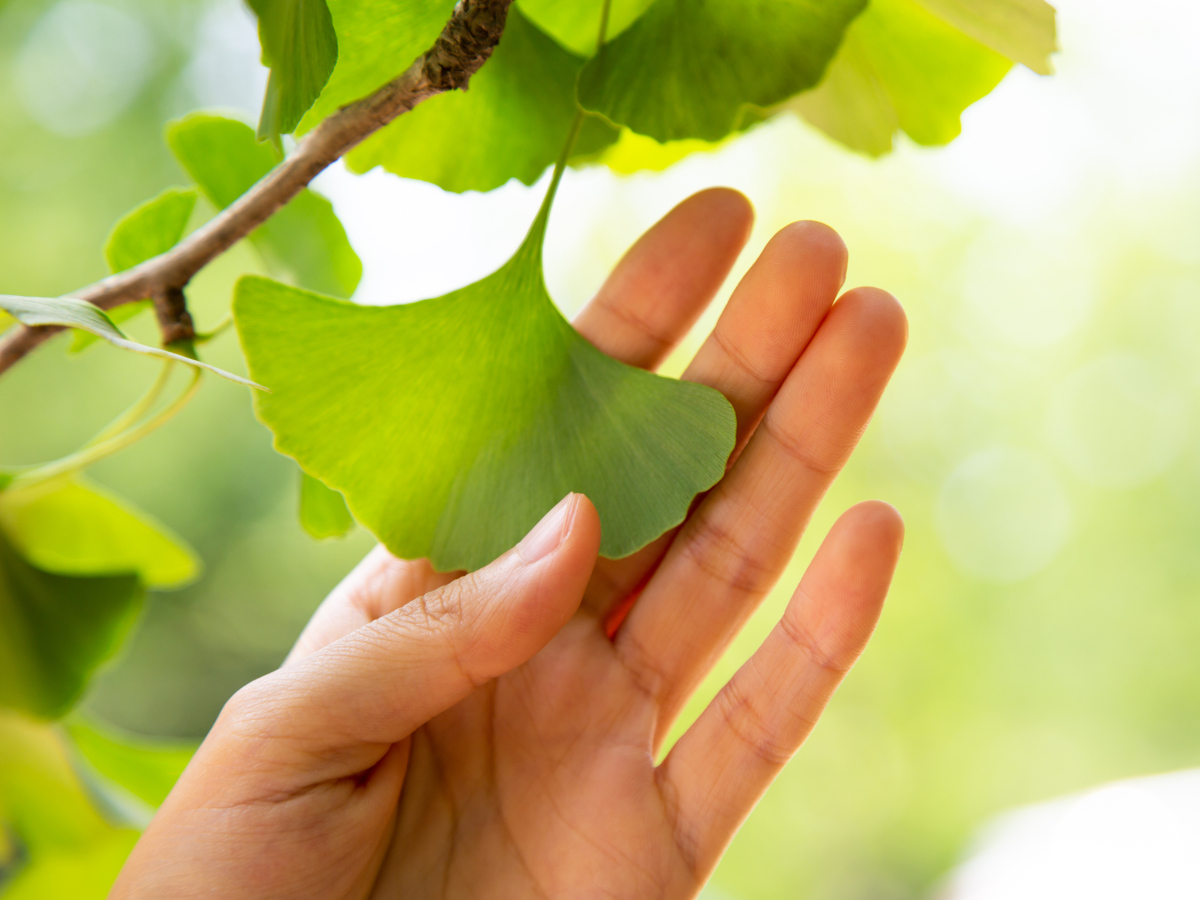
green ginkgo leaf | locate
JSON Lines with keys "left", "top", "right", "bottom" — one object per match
{"left": 0, "top": 477, "right": 199, "bottom": 590}
{"left": 166, "top": 113, "right": 361, "bottom": 299}
{"left": 517, "top": 0, "right": 656, "bottom": 56}
{"left": 577, "top": 0, "right": 866, "bottom": 142}
{"left": 235, "top": 194, "right": 735, "bottom": 572}
{"left": 247, "top": 0, "right": 339, "bottom": 143}
{"left": 72, "top": 186, "right": 200, "bottom": 353}
{"left": 65, "top": 717, "right": 196, "bottom": 810}
{"left": 0, "top": 531, "right": 142, "bottom": 719}
{"left": 0, "top": 295, "right": 262, "bottom": 388}
{"left": 785, "top": 0, "right": 1014, "bottom": 156}
{"left": 296, "top": 0, "right": 457, "bottom": 134}
{"left": 299, "top": 470, "right": 354, "bottom": 539}
{"left": 912, "top": 0, "right": 1057, "bottom": 74}
{"left": 348, "top": 7, "right": 617, "bottom": 193}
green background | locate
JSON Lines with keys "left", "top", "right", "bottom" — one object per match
{"left": 2, "top": 0, "right": 1198, "bottom": 897}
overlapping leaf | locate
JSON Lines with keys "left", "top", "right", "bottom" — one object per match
{"left": 0, "top": 713, "right": 141, "bottom": 896}
{"left": 72, "top": 186, "right": 199, "bottom": 353}
{"left": 517, "top": 0, "right": 656, "bottom": 56}
{"left": 299, "top": 470, "right": 354, "bottom": 539}
{"left": 247, "top": 0, "right": 338, "bottom": 143}
{"left": 348, "top": 8, "right": 617, "bottom": 193}
{"left": 912, "top": 0, "right": 1056, "bottom": 74}
{"left": 0, "top": 532, "right": 142, "bottom": 719}
{"left": 0, "top": 477, "right": 199, "bottom": 589}
{"left": 235, "top": 203, "right": 735, "bottom": 571}
{"left": 0, "top": 295, "right": 261, "bottom": 387}
{"left": 296, "top": 0, "right": 457, "bottom": 134}
{"left": 166, "top": 113, "right": 361, "bottom": 298}
{"left": 65, "top": 718, "right": 196, "bottom": 810}
{"left": 786, "top": 0, "right": 1029, "bottom": 156}
{"left": 577, "top": 0, "right": 867, "bottom": 142}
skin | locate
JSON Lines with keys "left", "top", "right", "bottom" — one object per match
{"left": 112, "top": 189, "right": 908, "bottom": 899}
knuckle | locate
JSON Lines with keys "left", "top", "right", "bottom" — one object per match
{"left": 680, "top": 508, "right": 778, "bottom": 597}
{"left": 714, "top": 678, "right": 794, "bottom": 768}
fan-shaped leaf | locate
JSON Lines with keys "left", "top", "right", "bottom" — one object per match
{"left": 234, "top": 209, "right": 735, "bottom": 572}
{"left": 0, "top": 532, "right": 142, "bottom": 719}
{"left": 0, "top": 295, "right": 262, "bottom": 388}
{"left": 0, "top": 477, "right": 199, "bottom": 590}
{"left": 247, "top": 0, "right": 338, "bottom": 143}
{"left": 166, "top": 113, "right": 361, "bottom": 298}
{"left": 296, "top": 0, "right": 457, "bottom": 134}
{"left": 72, "top": 186, "right": 199, "bottom": 353}
{"left": 786, "top": 0, "right": 1013, "bottom": 156}
{"left": 577, "top": 0, "right": 866, "bottom": 142}
{"left": 913, "top": 0, "right": 1056, "bottom": 74}
{"left": 348, "top": 7, "right": 617, "bottom": 193}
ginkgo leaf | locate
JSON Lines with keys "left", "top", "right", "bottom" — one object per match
{"left": 517, "top": 0, "right": 655, "bottom": 56}
{"left": 0, "top": 714, "right": 139, "bottom": 894}
{"left": 299, "top": 470, "right": 354, "bottom": 539}
{"left": 0, "top": 531, "right": 143, "bottom": 719}
{"left": 348, "top": 7, "right": 617, "bottom": 193}
{"left": 234, "top": 204, "right": 735, "bottom": 572}
{"left": 912, "top": 0, "right": 1056, "bottom": 74}
{"left": 166, "top": 113, "right": 361, "bottom": 299}
{"left": 0, "top": 295, "right": 262, "bottom": 388}
{"left": 577, "top": 0, "right": 866, "bottom": 142}
{"left": 0, "top": 477, "right": 199, "bottom": 590}
{"left": 72, "top": 186, "right": 199, "bottom": 353}
{"left": 65, "top": 717, "right": 196, "bottom": 810}
{"left": 785, "top": 0, "right": 1014, "bottom": 156}
{"left": 247, "top": 0, "right": 338, "bottom": 143}
{"left": 296, "top": 0, "right": 457, "bottom": 134}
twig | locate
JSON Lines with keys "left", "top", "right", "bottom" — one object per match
{"left": 0, "top": 0, "right": 512, "bottom": 376}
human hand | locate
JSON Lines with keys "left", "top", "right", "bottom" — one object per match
{"left": 112, "top": 189, "right": 907, "bottom": 899}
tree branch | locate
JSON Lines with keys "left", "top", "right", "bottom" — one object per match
{"left": 0, "top": 0, "right": 512, "bottom": 377}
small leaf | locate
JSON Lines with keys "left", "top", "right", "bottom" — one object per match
{"left": 517, "top": 0, "right": 656, "bottom": 56}
{"left": 234, "top": 215, "right": 735, "bottom": 572}
{"left": 104, "top": 187, "right": 198, "bottom": 275}
{"left": 785, "top": 0, "right": 1012, "bottom": 156}
{"left": 348, "top": 7, "right": 617, "bottom": 193}
{"left": 0, "top": 294, "right": 264, "bottom": 389}
{"left": 73, "top": 186, "right": 199, "bottom": 353}
{"left": 299, "top": 470, "right": 354, "bottom": 539}
{"left": 0, "top": 477, "right": 199, "bottom": 590}
{"left": 65, "top": 717, "right": 196, "bottom": 810}
{"left": 166, "top": 113, "right": 361, "bottom": 298}
{"left": 577, "top": 0, "right": 867, "bottom": 142}
{"left": 247, "top": 0, "right": 339, "bottom": 143}
{"left": 0, "top": 532, "right": 143, "bottom": 719}
{"left": 911, "top": 0, "right": 1057, "bottom": 74}
{"left": 295, "top": 0, "right": 458, "bottom": 134}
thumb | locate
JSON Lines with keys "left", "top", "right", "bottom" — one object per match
{"left": 217, "top": 493, "right": 601, "bottom": 782}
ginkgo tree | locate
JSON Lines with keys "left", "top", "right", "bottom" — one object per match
{"left": 0, "top": 0, "right": 1056, "bottom": 892}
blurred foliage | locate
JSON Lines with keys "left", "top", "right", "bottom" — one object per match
{"left": 3, "top": 1, "right": 1198, "bottom": 900}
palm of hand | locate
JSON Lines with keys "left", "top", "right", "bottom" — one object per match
{"left": 113, "top": 190, "right": 906, "bottom": 900}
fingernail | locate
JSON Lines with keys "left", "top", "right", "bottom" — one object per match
{"left": 517, "top": 494, "right": 575, "bottom": 564}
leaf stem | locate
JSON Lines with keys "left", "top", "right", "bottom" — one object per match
{"left": 85, "top": 361, "right": 176, "bottom": 448}
{"left": 8, "top": 368, "right": 202, "bottom": 492}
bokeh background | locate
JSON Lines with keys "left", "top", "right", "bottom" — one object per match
{"left": 2, "top": 0, "right": 1199, "bottom": 896}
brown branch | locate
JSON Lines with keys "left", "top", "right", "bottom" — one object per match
{"left": 0, "top": 0, "right": 512, "bottom": 376}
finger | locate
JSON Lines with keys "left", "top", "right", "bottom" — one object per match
{"left": 657, "top": 502, "right": 903, "bottom": 878}
{"left": 583, "top": 221, "right": 849, "bottom": 619}
{"left": 617, "top": 288, "right": 907, "bottom": 740}
{"left": 573, "top": 188, "right": 753, "bottom": 370}
{"left": 285, "top": 548, "right": 462, "bottom": 664}
{"left": 219, "top": 494, "right": 601, "bottom": 785}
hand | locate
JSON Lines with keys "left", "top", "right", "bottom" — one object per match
{"left": 112, "top": 190, "right": 907, "bottom": 899}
